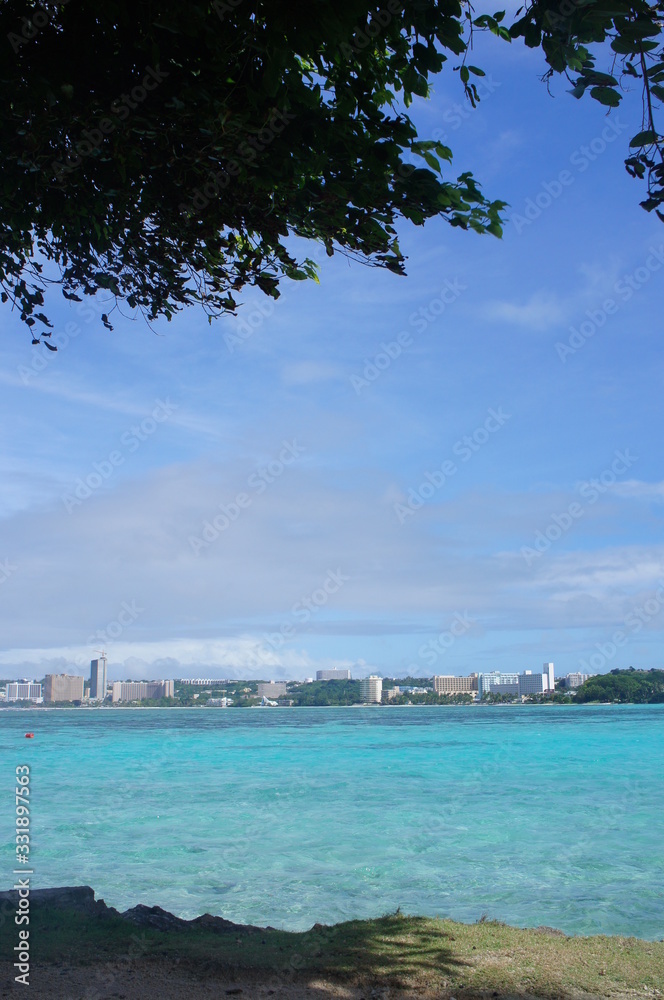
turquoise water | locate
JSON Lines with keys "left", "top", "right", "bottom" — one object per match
{"left": 1, "top": 704, "right": 662, "bottom": 937}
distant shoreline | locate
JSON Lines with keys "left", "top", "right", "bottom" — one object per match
{"left": 1, "top": 700, "right": 659, "bottom": 711}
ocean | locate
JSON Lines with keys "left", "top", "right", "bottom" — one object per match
{"left": 1, "top": 704, "right": 662, "bottom": 937}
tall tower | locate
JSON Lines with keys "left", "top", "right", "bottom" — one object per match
{"left": 543, "top": 662, "right": 555, "bottom": 691}
{"left": 90, "top": 654, "right": 108, "bottom": 700}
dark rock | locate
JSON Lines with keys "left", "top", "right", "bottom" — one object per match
{"left": 0, "top": 884, "right": 265, "bottom": 937}
{"left": 190, "top": 912, "right": 250, "bottom": 934}
{"left": 121, "top": 905, "right": 193, "bottom": 932}
{"left": 122, "top": 903, "right": 261, "bottom": 935}
{"left": 0, "top": 885, "right": 113, "bottom": 917}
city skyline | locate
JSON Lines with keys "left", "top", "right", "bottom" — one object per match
{"left": 1, "top": 658, "right": 570, "bottom": 684}
{"left": 1, "top": 658, "right": 591, "bottom": 692}
{"left": 0, "top": 660, "right": 596, "bottom": 707}
{"left": 0, "top": 656, "right": 624, "bottom": 684}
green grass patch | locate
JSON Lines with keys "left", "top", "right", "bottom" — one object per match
{"left": 2, "top": 907, "right": 662, "bottom": 998}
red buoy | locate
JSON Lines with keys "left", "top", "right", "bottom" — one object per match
{"left": 25, "top": 733, "right": 34, "bottom": 738}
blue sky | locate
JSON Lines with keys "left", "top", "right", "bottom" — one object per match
{"left": 1, "top": 24, "right": 663, "bottom": 682}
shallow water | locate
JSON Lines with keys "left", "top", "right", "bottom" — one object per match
{"left": 1, "top": 704, "right": 662, "bottom": 936}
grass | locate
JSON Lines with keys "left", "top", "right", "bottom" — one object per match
{"left": 3, "top": 905, "right": 663, "bottom": 998}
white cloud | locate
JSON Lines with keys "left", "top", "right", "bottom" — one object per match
{"left": 483, "top": 291, "right": 566, "bottom": 331}
{"left": 0, "top": 637, "right": 359, "bottom": 681}
{"left": 530, "top": 547, "right": 664, "bottom": 598}
{"left": 612, "top": 479, "right": 664, "bottom": 501}
{"left": 280, "top": 361, "right": 344, "bottom": 385}
{"left": 1, "top": 455, "right": 664, "bottom": 675}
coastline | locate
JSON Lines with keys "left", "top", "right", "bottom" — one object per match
{"left": 3, "top": 700, "right": 660, "bottom": 710}
{"left": 1, "top": 887, "right": 662, "bottom": 1000}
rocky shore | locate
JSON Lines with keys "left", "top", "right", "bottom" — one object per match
{"left": 1, "top": 886, "right": 662, "bottom": 1000}
{"left": 0, "top": 884, "right": 262, "bottom": 934}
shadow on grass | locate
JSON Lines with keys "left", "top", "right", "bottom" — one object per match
{"left": 3, "top": 902, "right": 663, "bottom": 1000}
{"left": 312, "top": 913, "right": 470, "bottom": 984}
{"left": 0, "top": 906, "right": 468, "bottom": 987}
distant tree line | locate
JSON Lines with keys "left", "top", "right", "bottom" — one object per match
{"left": 288, "top": 680, "right": 361, "bottom": 706}
{"left": 387, "top": 692, "right": 473, "bottom": 705}
{"left": 575, "top": 668, "right": 664, "bottom": 703}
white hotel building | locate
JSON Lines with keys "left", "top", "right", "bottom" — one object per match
{"left": 478, "top": 663, "right": 555, "bottom": 698}
{"left": 360, "top": 676, "right": 383, "bottom": 703}
{"left": 6, "top": 682, "right": 43, "bottom": 703}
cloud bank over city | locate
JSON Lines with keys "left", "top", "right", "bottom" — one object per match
{"left": 2, "top": 33, "right": 663, "bottom": 681}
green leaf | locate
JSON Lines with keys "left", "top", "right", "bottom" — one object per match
{"left": 434, "top": 142, "right": 453, "bottom": 162}
{"left": 610, "top": 36, "right": 637, "bottom": 55}
{"left": 630, "top": 130, "right": 659, "bottom": 147}
{"left": 589, "top": 86, "right": 621, "bottom": 107}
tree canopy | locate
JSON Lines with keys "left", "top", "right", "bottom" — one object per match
{"left": 1, "top": 0, "right": 663, "bottom": 343}
{"left": 575, "top": 667, "right": 664, "bottom": 702}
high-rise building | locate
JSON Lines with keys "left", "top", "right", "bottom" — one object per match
{"left": 6, "top": 682, "right": 42, "bottom": 702}
{"left": 359, "top": 675, "right": 383, "bottom": 703}
{"left": 518, "top": 671, "right": 547, "bottom": 695}
{"left": 111, "top": 680, "right": 174, "bottom": 702}
{"left": 89, "top": 656, "right": 108, "bottom": 700}
{"left": 316, "top": 669, "right": 351, "bottom": 681}
{"left": 478, "top": 672, "right": 520, "bottom": 697}
{"left": 256, "top": 681, "right": 288, "bottom": 698}
{"left": 44, "top": 674, "right": 85, "bottom": 702}
{"left": 491, "top": 681, "right": 520, "bottom": 696}
{"left": 564, "top": 672, "right": 590, "bottom": 688}
{"left": 479, "top": 667, "right": 554, "bottom": 698}
{"left": 433, "top": 675, "right": 478, "bottom": 694}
